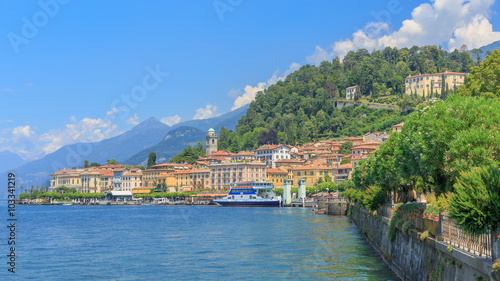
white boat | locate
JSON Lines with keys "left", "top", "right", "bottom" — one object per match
{"left": 213, "top": 181, "right": 280, "bottom": 207}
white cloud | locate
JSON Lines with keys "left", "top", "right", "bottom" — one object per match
{"left": 125, "top": 114, "right": 140, "bottom": 126}
{"left": 449, "top": 15, "right": 500, "bottom": 50}
{"left": 308, "top": 0, "right": 500, "bottom": 59}
{"left": 306, "top": 46, "right": 335, "bottom": 65}
{"left": 193, "top": 104, "right": 220, "bottom": 120}
{"left": 11, "top": 125, "right": 35, "bottom": 142}
{"left": 38, "top": 117, "right": 122, "bottom": 156}
{"left": 106, "top": 107, "right": 122, "bottom": 120}
{"left": 160, "top": 115, "right": 181, "bottom": 126}
{"left": 231, "top": 62, "right": 301, "bottom": 110}
{"left": 227, "top": 88, "right": 242, "bottom": 98}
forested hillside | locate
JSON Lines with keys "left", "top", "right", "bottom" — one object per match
{"left": 218, "top": 45, "right": 479, "bottom": 150}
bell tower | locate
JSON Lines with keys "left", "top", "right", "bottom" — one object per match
{"left": 205, "top": 127, "right": 218, "bottom": 155}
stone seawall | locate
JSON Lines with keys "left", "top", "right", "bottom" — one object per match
{"left": 349, "top": 204, "right": 496, "bottom": 281}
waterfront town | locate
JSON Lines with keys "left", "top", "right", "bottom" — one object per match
{"left": 46, "top": 123, "right": 400, "bottom": 197}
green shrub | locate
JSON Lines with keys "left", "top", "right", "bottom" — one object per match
{"left": 362, "top": 186, "right": 387, "bottom": 211}
{"left": 493, "top": 260, "right": 500, "bottom": 272}
{"left": 447, "top": 245, "right": 453, "bottom": 253}
{"left": 402, "top": 221, "right": 412, "bottom": 236}
{"left": 420, "top": 230, "right": 430, "bottom": 241}
{"left": 423, "top": 204, "right": 439, "bottom": 219}
{"left": 448, "top": 166, "right": 500, "bottom": 236}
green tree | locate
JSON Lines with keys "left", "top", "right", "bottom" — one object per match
{"left": 448, "top": 166, "right": 500, "bottom": 239}
{"left": 147, "top": 152, "right": 157, "bottom": 169}
{"left": 458, "top": 49, "right": 500, "bottom": 99}
{"left": 339, "top": 141, "right": 353, "bottom": 155}
{"left": 83, "top": 160, "right": 89, "bottom": 168}
{"left": 107, "top": 159, "right": 119, "bottom": 165}
{"left": 340, "top": 158, "right": 351, "bottom": 165}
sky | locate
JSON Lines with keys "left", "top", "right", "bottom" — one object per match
{"left": 1, "top": 0, "right": 500, "bottom": 161}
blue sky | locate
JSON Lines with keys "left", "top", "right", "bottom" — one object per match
{"left": 2, "top": 0, "right": 500, "bottom": 160}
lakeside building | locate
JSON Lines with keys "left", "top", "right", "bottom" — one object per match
{"left": 265, "top": 168, "right": 288, "bottom": 188}
{"left": 121, "top": 170, "right": 143, "bottom": 192}
{"left": 404, "top": 71, "right": 467, "bottom": 96}
{"left": 173, "top": 169, "right": 210, "bottom": 192}
{"left": 254, "top": 144, "right": 291, "bottom": 168}
{"left": 50, "top": 169, "right": 84, "bottom": 191}
{"left": 81, "top": 170, "right": 102, "bottom": 193}
{"left": 291, "top": 163, "right": 332, "bottom": 187}
{"left": 210, "top": 161, "right": 266, "bottom": 190}
{"left": 332, "top": 163, "right": 353, "bottom": 183}
{"left": 142, "top": 163, "right": 190, "bottom": 188}
{"left": 351, "top": 145, "right": 378, "bottom": 157}
{"left": 99, "top": 171, "right": 113, "bottom": 192}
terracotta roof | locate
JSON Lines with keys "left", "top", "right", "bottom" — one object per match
{"left": 392, "top": 122, "right": 404, "bottom": 127}
{"left": 293, "top": 163, "right": 331, "bottom": 171}
{"left": 209, "top": 151, "right": 233, "bottom": 156}
{"left": 352, "top": 145, "right": 378, "bottom": 150}
{"left": 266, "top": 168, "right": 288, "bottom": 174}
{"left": 99, "top": 164, "right": 123, "bottom": 169}
{"left": 406, "top": 72, "right": 466, "bottom": 79}
{"left": 122, "top": 172, "right": 142, "bottom": 176}
{"left": 173, "top": 169, "right": 209, "bottom": 175}
{"left": 346, "top": 86, "right": 356, "bottom": 89}
{"left": 151, "top": 163, "right": 191, "bottom": 169}
{"left": 344, "top": 137, "right": 363, "bottom": 141}
{"left": 334, "top": 163, "right": 353, "bottom": 169}
{"left": 236, "top": 151, "right": 255, "bottom": 156}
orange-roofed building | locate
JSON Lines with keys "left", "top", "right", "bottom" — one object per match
{"left": 174, "top": 169, "right": 210, "bottom": 192}
{"left": 231, "top": 151, "right": 256, "bottom": 161}
{"left": 291, "top": 163, "right": 333, "bottom": 187}
{"left": 343, "top": 136, "right": 364, "bottom": 146}
{"left": 332, "top": 163, "right": 353, "bottom": 183}
{"left": 351, "top": 145, "right": 378, "bottom": 157}
{"left": 266, "top": 168, "right": 288, "bottom": 188}
{"left": 121, "top": 170, "right": 143, "bottom": 192}
{"left": 392, "top": 122, "right": 404, "bottom": 132}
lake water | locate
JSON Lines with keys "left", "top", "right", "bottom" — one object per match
{"left": 0, "top": 205, "right": 399, "bottom": 280}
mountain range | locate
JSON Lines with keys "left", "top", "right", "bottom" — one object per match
{"left": 0, "top": 104, "right": 249, "bottom": 197}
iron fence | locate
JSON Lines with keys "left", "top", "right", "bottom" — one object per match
{"left": 441, "top": 215, "right": 492, "bottom": 258}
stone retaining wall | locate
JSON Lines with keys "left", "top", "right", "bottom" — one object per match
{"left": 349, "top": 204, "right": 496, "bottom": 281}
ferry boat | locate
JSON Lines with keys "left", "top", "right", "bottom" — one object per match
{"left": 213, "top": 181, "right": 280, "bottom": 207}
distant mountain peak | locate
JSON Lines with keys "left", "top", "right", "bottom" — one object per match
{"left": 131, "top": 116, "right": 167, "bottom": 131}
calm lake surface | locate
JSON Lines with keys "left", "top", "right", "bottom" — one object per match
{"left": 0, "top": 205, "right": 399, "bottom": 280}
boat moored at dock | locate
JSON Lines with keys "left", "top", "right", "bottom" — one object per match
{"left": 213, "top": 181, "right": 280, "bottom": 207}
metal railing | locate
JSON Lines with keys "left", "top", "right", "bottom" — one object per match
{"left": 441, "top": 215, "right": 492, "bottom": 258}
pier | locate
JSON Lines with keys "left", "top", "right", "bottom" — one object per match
{"left": 314, "top": 197, "right": 348, "bottom": 215}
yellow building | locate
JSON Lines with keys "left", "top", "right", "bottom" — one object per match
{"left": 81, "top": 170, "right": 102, "bottom": 193}
{"left": 291, "top": 163, "right": 333, "bottom": 187}
{"left": 266, "top": 168, "right": 288, "bottom": 188}
{"left": 405, "top": 72, "right": 466, "bottom": 96}
{"left": 392, "top": 122, "right": 404, "bottom": 132}
{"left": 174, "top": 169, "right": 210, "bottom": 192}
{"left": 142, "top": 169, "right": 173, "bottom": 188}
